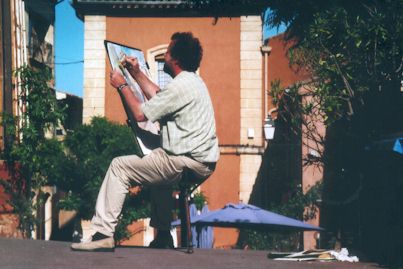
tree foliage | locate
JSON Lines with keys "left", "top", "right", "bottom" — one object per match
{"left": 265, "top": 1, "right": 402, "bottom": 262}
{"left": 0, "top": 66, "right": 66, "bottom": 238}
{"left": 269, "top": 0, "right": 402, "bottom": 129}
{"left": 55, "top": 117, "right": 150, "bottom": 242}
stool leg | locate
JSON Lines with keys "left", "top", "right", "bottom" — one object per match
{"left": 179, "top": 186, "right": 187, "bottom": 247}
{"left": 179, "top": 186, "right": 193, "bottom": 253}
{"left": 184, "top": 192, "right": 193, "bottom": 253}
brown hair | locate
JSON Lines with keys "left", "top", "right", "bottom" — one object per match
{"left": 170, "top": 32, "right": 203, "bottom": 72}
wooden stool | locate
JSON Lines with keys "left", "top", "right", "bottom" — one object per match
{"left": 178, "top": 170, "right": 205, "bottom": 254}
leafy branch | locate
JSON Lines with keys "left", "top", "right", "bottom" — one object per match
{"left": 0, "top": 66, "right": 66, "bottom": 238}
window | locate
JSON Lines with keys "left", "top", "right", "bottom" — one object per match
{"left": 155, "top": 54, "right": 172, "bottom": 89}
{"left": 147, "top": 44, "right": 170, "bottom": 89}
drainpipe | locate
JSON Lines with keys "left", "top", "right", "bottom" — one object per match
{"left": 261, "top": 45, "right": 271, "bottom": 146}
{"left": 2, "top": 0, "right": 13, "bottom": 115}
{"left": 261, "top": 45, "right": 271, "bottom": 118}
{"left": 2, "top": 0, "right": 13, "bottom": 150}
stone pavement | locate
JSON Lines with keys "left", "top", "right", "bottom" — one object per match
{"left": 0, "top": 238, "right": 382, "bottom": 269}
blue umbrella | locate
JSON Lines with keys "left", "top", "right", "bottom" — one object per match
{"left": 189, "top": 203, "right": 198, "bottom": 247}
{"left": 198, "top": 204, "right": 213, "bottom": 248}
{"left": 173, "top": 203, "right": 323, "bottom": 232}
{"left": 393, "top": 138, "right": 403, "bottom": 154}
{"left": 365, "top": 137, "right": 403, "bottom": 155}
{"left": 194, "top": 203, "right": 324, "bottom": 231}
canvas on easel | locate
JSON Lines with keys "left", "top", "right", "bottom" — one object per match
{"left": 104, "top": 40, "right": 160, "bottom": 156}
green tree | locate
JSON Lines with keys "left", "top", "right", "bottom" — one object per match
{"left": 264, "top": 0, "right": 402, "bottom": 264}
{"left": 56, "top": 117, "right": 150, "bottom": 242}
{"left": 267, "top": 0, "right": 402, "bottom": 129}
{"left": 0, "top": 66, "right": 66, "bottom": 238}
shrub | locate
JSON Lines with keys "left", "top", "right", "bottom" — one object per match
{"left": 57, "top": 117, "right": 151, "bottom": 242}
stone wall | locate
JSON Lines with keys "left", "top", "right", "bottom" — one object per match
{"left": 83, "top": 16, "right": 106, "bottom": 124}
{"left": 239, "top": 16, "right": 263, "bottom": 203}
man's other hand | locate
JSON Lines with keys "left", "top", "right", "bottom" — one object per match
{"left": 123, "top": 56, "right": 141, "bottom": 77}
{"left": 110, "top": 70, "right": 127, "bottom": 89}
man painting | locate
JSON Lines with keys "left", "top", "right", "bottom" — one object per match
{"left": 71, "top": 32, "right": 219, "bottom": 252}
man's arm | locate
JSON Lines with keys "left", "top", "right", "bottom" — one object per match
{"left": 110, "top": 70, "right": 147, "bottom": 122}
{"left": 123, "top": 56, "right": 160, "bottom": 99}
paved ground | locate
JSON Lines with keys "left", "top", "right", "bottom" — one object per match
{"left": 0, "top": 238, "right": 383, "bottom": 269}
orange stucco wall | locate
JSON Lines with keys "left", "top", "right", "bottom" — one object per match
{"left": 302, "top": 94, "right": 325, "bottom": 250}
{"left": 105, "top": 17, "right": 241, "bottom": 145}
{"left": 201, "top": 154, "right": 240, "bottom": 248}
{"left": 266, "top": 34, "right": 310, "bottom": 116}
{"left": 267, "top": 34, "right": 323, "bottom": 250}
{"left": 267, "top": 34, "right": 310, "bottom": 90}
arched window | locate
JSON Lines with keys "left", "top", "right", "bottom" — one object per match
{"left": 146, "top": 44, "right": 172, "bottom": 89}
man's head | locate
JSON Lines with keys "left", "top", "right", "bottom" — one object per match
{"left": 164, "top": 32, "right": 203, "bottom": 76}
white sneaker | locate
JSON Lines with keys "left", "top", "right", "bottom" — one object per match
{"left": 71, "top": 236, "right": 115, "bottom": 252}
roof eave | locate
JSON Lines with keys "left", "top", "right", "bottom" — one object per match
{"left": 72, "top": 0, "right": 266, "bottom": 17}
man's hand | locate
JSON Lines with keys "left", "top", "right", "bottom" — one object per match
{"left": 123, "top": 56, "right": 141, "bottom": 78}
{"left": 109, "top": 69, "right": 146, "bottom": 122}
{"left": 121, "top": 56, "right": 160, "bottom": 99}
{"left": 109, "top": 69, "right": 127, "bottom": 89}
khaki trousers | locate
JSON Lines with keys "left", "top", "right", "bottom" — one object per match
{"left": 90, "top": 148, "right": 214, "bottom": 237}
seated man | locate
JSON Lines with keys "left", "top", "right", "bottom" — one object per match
{"left": 71, "top": 32, "right": 219, "bottom": 252}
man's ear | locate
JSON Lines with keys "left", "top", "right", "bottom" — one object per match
{"left": 172, "top": 59, "right": 180, "bottom": 68}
